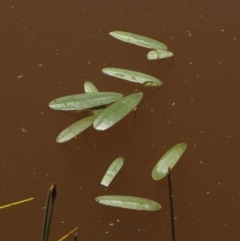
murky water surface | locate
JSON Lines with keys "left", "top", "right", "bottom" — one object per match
{"left": 1, "top": 1, "right": 240, "bottom": 240}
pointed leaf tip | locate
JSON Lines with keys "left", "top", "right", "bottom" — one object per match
{"left": 84, "top": 81, "right": 99, "bottom": 93}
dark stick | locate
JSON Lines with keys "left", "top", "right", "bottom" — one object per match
{"left": 41, "top": 185, "right": 51, "bottom": 241}
{"left": 41, "top": 183, "right": 57, "bottom": 241}
{"left": 73, "top": 232, "right": 78, "bottom": 241}
{"left": 168, "top": 167, "right": 176, "bottom": 241}
{"left": 44, "top": 183, "right": 57, "bottom": 241}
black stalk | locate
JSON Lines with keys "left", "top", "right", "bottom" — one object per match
{"left": 41, "top": 183, "right": 57, "bottom": 241}
{"left": 168, "top": 167, "right": 175, "bottom": 241}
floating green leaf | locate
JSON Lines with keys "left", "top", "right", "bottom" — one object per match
{"left": 101, "top": 157, "right": 124, "bottom": 187}
{"left": 147, "top": 50, "right": 174, "bottom": 60}
{"left": 152, "top": 143, "right": 187, "bottom": 181}
{"left": 144, "top": 81, "right": 161, "bottom": 87}
{"left": 110, "top": 31, "right": 168, "bottom": 50}
{"left": 102, "top": 68, "right": 162, "bottom": 87}
{"left": 84, "top": 81, "right": 98, "bottom": 93}
{"left": 93, "top": 93, "right": 142, "bottom": 131}
{"left": 83, "top": 81, "right": 105, "bottom": 116}
{"left": 49, "top": 92, "right": 123, "bottom": 111}
{"left": 56, "top": 115, "right": 96, "bottom": 143}
{"left": 95, "top": 195, "right": 161, "bottom": 211}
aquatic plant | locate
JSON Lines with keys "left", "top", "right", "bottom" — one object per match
{"left": 109, "top": 31, "right": 174, "bottom": 60}
{"left": 56, "top": 115, "right": 96, "bottom": 143}
{"left": 49, "top": 92, "right": 123, "bottom": 111}
{"left": 109, "top": 31, "right": 168, "bottom": 50}
{"left": 102, "top": 67, "right": 162, "bottom": 86}
{"left": 40, "top": 184, "right": 79, "bottom": 241}
{"left": 152, "top": 143, "right": 187, "bottom": 180}
{"left": 100, "top": 157, "right": 124, "bottom": 187}
{"left": 47, "top": 31, "right": 182, "bottom": 241}
{"left": 49, "top": 30, "right": 173, "bottom": 142}
{"left": 41, "top": 183, "right": 57, "bottom": 241}
{"left": 147, "top": 49, "right": 174, "bottom": 60}
{"left": 151, "top": 143, "right": 187, "bottom": 241}
{"left": 49, "top": 85, "right": 143, "bottom": 142}
{"left": 95, "top": 195, "right": 161, "bottom": 211}
{"left": 93, "top": 92, "right": 142, "bottom": 131}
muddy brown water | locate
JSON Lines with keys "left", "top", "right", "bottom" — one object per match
{"left": 1, "top": 1, "right": 240, "bottom": 241}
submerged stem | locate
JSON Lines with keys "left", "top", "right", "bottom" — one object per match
{"left": 41, "top": 186, "right": 51, "bottom": 241}
{"left": 73, "top": 232, "right": 78, "bottom": 241}
{"left": 168, "top": 168, "right": 175, "bottom": 241}
{"left": 41, "top": 183, "right": 57, "bottom": 241}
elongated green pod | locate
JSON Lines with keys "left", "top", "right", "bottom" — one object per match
{"left": 152, "top": 143, "right": 187, "bottom": 181}
{"left": 102, "top": 68, "right": 162, "bottom": 87}
{"left": 49, "top": 92, "right": 123, "bottom": 111}
{"left": 110, "top": 31, "right": 167, "bottom": 50}
{"left": 84, "top": 81, "right": 98, "bottom": 93}
{"left": 101, "top": 157, "right": 124, "bottom": 187}
{"left": 56, "top": 115, "right": 96, "bottom": 143}
{"left": 93, "top": 93, "right": 143, "bottom": 131}
{"left": 147, "top": 50, "right": 174, "bottom": 60}
{"left": 95, "top": 195, "right": 161, "bottom": 211}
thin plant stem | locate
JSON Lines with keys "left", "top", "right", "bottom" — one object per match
{"left": 0, "top": 197, "right": 34, "bottom": 209}
{"left": 137, "top": 86, "right": 162, "bottom": 109}
{"left": 58, "top": 227, "right": 79, "bottom": 241}
{"left": 168, "top": 168, "right": 175, "bottom": 241}
{"left": 73, "top": 232, "right": 78, "bottom": 241}
{"left": 45, "top": 183, "right": 57, "bottom": 241}
{"left": 159, "top": 56, "right": 175, "bottom": 74}
{"left": 41, "top": 185, "right": 51, "bottom": 241}
{"left": 41, "top": 183, "right": 57, "bottom": 241}
{"left": 151, "top": 59, "right": 162, "bottom": 75}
